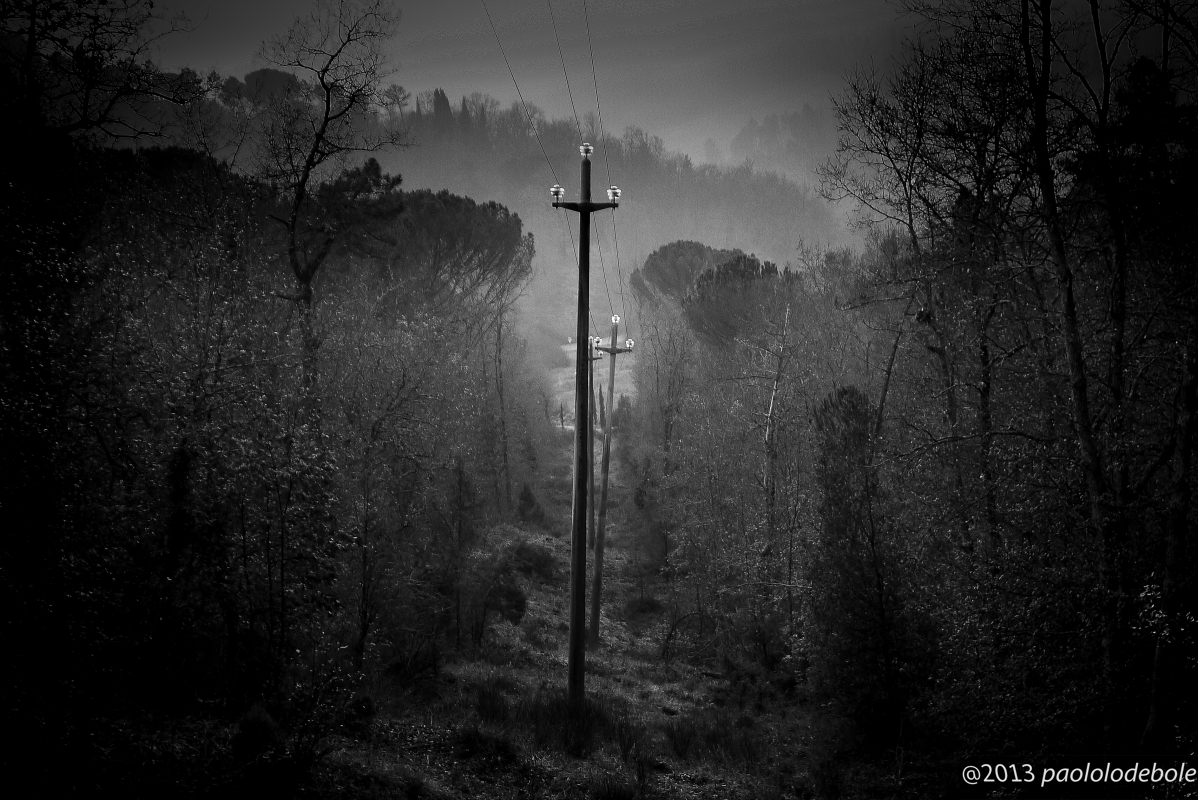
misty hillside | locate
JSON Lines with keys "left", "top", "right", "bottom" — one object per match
{"left": 725, "top": 104, "right": 839, "bottom": 184}
{"left": 153, "top": 71, "right": 844, "bottom": 356}
{"left": 377, "top": 89, "right": 844, "bottom": 349}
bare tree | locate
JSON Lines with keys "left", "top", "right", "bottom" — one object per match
{"left": 256, "top": 0, "right": 408, "bottom": 383}
{"left": 2, "top": 0, "right": 196, "bottom": 140}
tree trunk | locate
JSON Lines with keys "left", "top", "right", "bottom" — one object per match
{"left": 495, "top": 310, "right": 511, "bottom": 510}
{"left": 1022, "top": 0, "right": 1120, "bottom": 676}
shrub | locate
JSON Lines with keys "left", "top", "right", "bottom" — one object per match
{"left": 512, "top": 687, "right": 622, "bottom": 756}
{"left": 663, "top": 715, "right": 698, "bottom": 760}
{"left": 624, "top": 595, "right": 664, "bottom": 616}
{"left": 477, "top": 677, "right": 513, "bottom": 722}
{"left": 612, "top": 394, "right": 634, "bottom": 432}
{"left": 282, "top": 660, "right": 353, "bottom": 770}
{"left": 660, "top": 708, "right": 761, "bottom": 766}
{"left": 231, "top": 704, "right": 281, "bottom": 765}
{"left": 456, "top": 724, "right": 520, "bottom": 768}
{"left": 386, "top": 635, "right": 440, "bottom": 684}
{"left": 699, "top": 710, "right": 729, "bottom": 751}
{"left": 634, "top": 745, "right": 651, "bottom": 795}
{"left": 488, "top": 581, "right": 528, "bottom": 626}
{"left": 810, "top": 755, "right": 845, "bottom": 800}
{"left": 340, "top": 694, "right": 377, "bottom": 737}
{"left": 613, "top": 712, "right": 646, "bottom": 764}
{"left": 517, "top": 483, "right": 546, "bottom": 524}
{"left": 511, "top": 538, "right": 558, "bottom": 583}
{"left": 590, "top": 771, "right": 638, "bottom": 800}
{"left": 461, "top": 552, "right": 528, "bottom": 647}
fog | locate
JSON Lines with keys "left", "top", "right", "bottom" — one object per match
{"left": 158, "top": 0, "right": 906, "bottom": 166}
{"left": 373, "top": 94, "right": 846, "bottom": 369}
{"left": 151, "top": 0, "right": 902, "bottom": 368}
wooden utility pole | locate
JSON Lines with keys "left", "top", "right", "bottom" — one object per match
{"left": 763, "top": 304, "right": 789, "bottom": 545}
{"left": 590, "top": 317, "right": 632, "bottom": 649}
{"left": 597, "top": 375, "right": 606, "bottom": 427}
{"left": 587, "top": 340, "right": 603, "bottom": 550}
{"left": 551, "top": 145, "right": 619, "bottom": 714}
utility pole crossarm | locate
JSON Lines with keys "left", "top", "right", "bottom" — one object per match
{"left": 553, "top": 200, "right": 619, "bottom": 212}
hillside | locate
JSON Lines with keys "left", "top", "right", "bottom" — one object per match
{"left": 285, "top": 426, "right": 886, "bottom": 800}
{"left": 375, "top": 98, "right": 846, "bottom": 357}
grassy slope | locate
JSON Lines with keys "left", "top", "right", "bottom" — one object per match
{"left": 294, "top": 421, "right": 853, "bottom": 800}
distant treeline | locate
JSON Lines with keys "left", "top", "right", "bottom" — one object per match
{"left": 125, "top": 65, "right": 842, "bottom": 350}
{"left": 385, "top": 86, "right": 842, "bottom": 345}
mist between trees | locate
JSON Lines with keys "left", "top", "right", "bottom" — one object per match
{"left": 383, "top": 87, "right": 843, "bottom": 353}
{"left": 1, "top": 0, "right": 1195, "bottom": 796}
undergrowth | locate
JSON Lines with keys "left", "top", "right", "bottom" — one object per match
{"left": 475, "top": 680, "right": 642, "bottom": 758}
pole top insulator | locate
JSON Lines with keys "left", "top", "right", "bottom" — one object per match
{"left": 612, "top": 314, "right": 620, "bottom": 324}
{"left": 580, "top": 143, "right": 594, "bottom": 157}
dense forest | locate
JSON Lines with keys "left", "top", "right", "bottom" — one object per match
{"left": 1, "top": 0, "right": 549, "bottom": 791}
{"left": 626, "top": 0, "right": 1198, "bottom": 777}
{"left": 2, "top": 0, "right": 1196, "bottom": 798}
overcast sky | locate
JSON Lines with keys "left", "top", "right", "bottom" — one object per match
{"left": 155, "top": 0, "right": 908, "bottom": 163}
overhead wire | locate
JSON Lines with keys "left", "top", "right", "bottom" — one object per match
{"left": 581, "top": 0, "right": 630, "bottom": 339}
{"left": 479, "top": 0, "right": 600, "bottom": 339}
{"left": 546, "top": 0, "right": 617, "bottom": 328}
{"left": 547, "top": 0, "right": 585, "bottom": 143}
{"left": 592, "top": 220, "right": 616, "bottom": 329}
{"left": 561, "top": 202, "right": 601, "bottom": 338}
{"left": 479, "top": 0, "right": 559, "bottom": 185}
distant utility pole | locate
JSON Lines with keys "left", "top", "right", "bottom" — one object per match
{"left": 763, "top": 304, "right": 789, "bottom": 546}
{"left": 590, "top": 317, "right": 632, "bottom": 649}
{"left": 587, "top": 338, "right": 603, "bottom": 550}
{"left": 551, "top": 145, "right": 620, "bottom": 714}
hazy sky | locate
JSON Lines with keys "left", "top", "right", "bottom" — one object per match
{"left": 156, "top": 0, "right": 908, "bottom": 163}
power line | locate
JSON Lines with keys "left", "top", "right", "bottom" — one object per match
{"left": 560, "top": 208, "right": 600, "bottom": 338}
{"left": 581, "top": 0, "right": 630, "bottom": 335}
{"left": 547, "top": 0, "right": 584, "bottom": 142}
{"left": 481, "top": 0, "right": 607, "bottom": 338}
{"left": 582, "top": 0, "right": 613, "bottom": 188}
{"left": 547, "top": 0, "right": 616, "bottom": 325}
{"left": 589, "top": 206, "right": 617, "bottom": 325}
{"left": 609, "top": 210, "right": 627, "bottom": 329}
{"left": 479, "top": 0, "right": 559, "bottom": 185}
{"left": 592, "top": 217, "right": 616, "bottom": 321}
